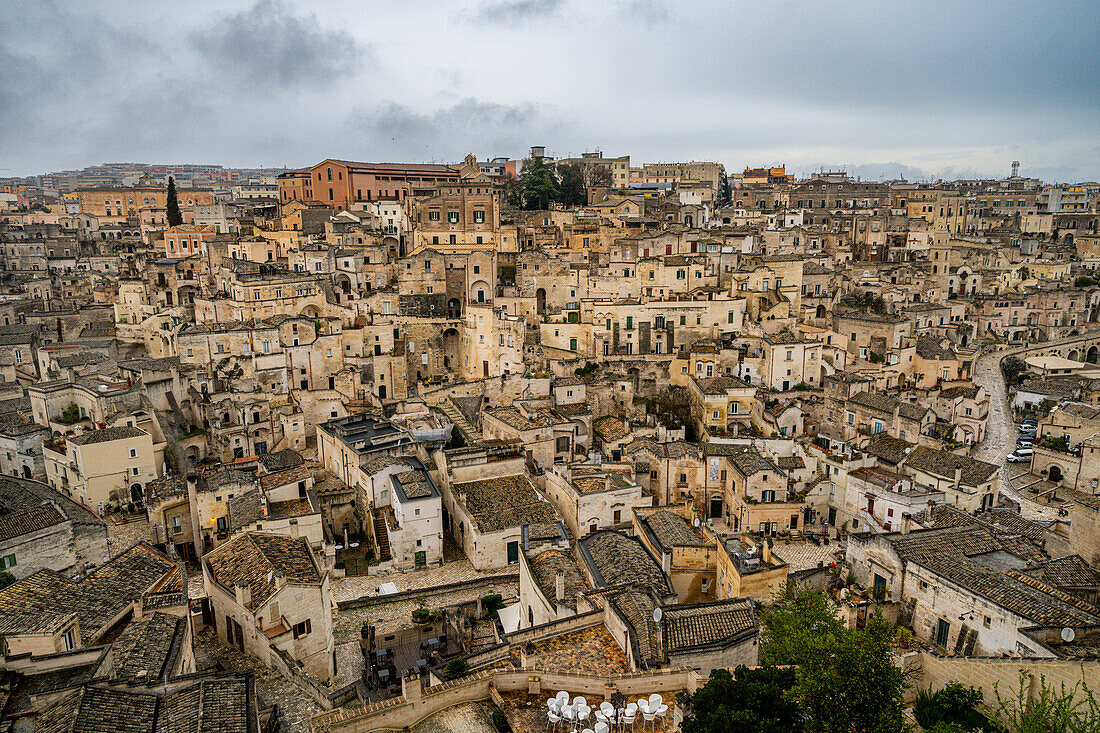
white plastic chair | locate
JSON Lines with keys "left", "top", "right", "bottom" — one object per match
{"left": 548, "top": 698, "right": 561, "bottom": 710}
{"left": 654, "top": 704, "right": 667, "bottom": 729}
{"left": 547, "top": 710, "right": 561, "bottom": 732}
{"left": 562, "top": 706, "right": 577, "bottom": 729}
{"left": 557, "top": 691, "right": 570, "bottom": 703}
{"left": 620, "top": 709, "right": 636, "bottom": 732}
{"left": 594, "top": 722, "right": 609, "bottom": 733}
{"left": 642, "top": 708, "right": 656, "bottom": 731}
{"left": 648, "top": 694, "right": 662, "bottom": 710}
{"left": 574, "top": 697, "right": 588, "bottom": 709}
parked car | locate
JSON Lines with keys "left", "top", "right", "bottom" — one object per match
{"left": 1019, "top": 423, "right": 1037, "bottom": 433}
{"left": 1006, "top": 447, "right": 1034, "bottom": 463}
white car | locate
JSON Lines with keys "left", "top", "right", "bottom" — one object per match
{"left": 1006, "top": 447, "right": 1033, "bottom": 463}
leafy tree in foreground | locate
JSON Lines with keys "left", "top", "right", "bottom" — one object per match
{"left": 795, "top": 613, "right": 907, "bottom": 733}
{"left": 166, "top": 176, "right": 183, "bottom": 226}
{"left": 682, "top": 666, "right": 803, "bottom": 733}
{"left": 759, "top": 583, "right": 846, "bottom": 667}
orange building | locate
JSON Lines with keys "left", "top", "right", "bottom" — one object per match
{"left": 278, "top": 159, "right": 460, "bottom": 211}
{"left": 164, "top": 224, "right": 215, "bottom": 258}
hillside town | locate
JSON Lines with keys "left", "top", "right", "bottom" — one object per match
{"left": 0, "top": 151, "right": 1098, "bottom": 733}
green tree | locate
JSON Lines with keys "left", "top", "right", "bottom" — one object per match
{"left": 166, "top": 176, "right": 183, "bottom": 226}
{"left": 444, "top": 658, "right": 469, "bottom": 679}
{"left": 518, "top": 155, "right": 560, "bottom": 210}
{"left": 558, "top": 163, "right": 587, "bottom": 207}
{"left": 759, "top": 583, "right": 846, "bottom": 667}
{"left": 795, "top": 614, "right": 907, "bottom": 733}
{"left": 1002, "top": 355, "right": 1028, "bottom": 386}
{"left": 718, "top": 172, "right": 733, "bottom": 206}
{"left": 682, "top": 666, "right": 804, "bottom": 733}
{"left": 502, "top": 172, "right": 522, "bottom": 208}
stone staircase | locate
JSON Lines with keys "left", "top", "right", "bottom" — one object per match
{"left": 439, "top": 398, "right": 483, "bottom": 447}
{"left": 372, "top": 511, "right": 391, "bottom": 562}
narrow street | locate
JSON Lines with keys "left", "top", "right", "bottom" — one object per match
{"left": 970, "top": 333, "right": 1100, "bottom": 521}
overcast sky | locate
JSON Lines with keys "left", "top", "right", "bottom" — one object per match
{"left": 2, "top": 0, "right": 1098, "bottom": 181}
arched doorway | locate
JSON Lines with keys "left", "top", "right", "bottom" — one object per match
{"left": 1068, "top": 349, "right": 1081, "bottom": 362}
{"left": 1088, "top": 346, "right": 1099, "bottom": 364}
{"left": 684, "top": 214, "right": 693, "bottom": 228}
{"left": 21, "top": 465, "right": 31, "bottom": 479}
{"left": 442, "top": 328, "right": 459, "bottom": 370}
{"left": 815, "top": 304, "right": 826, "bottom": 318}
{"left": 447, "top": 298, "right": 461, "bottom": 319}
{"left": 470, "top": 279, "right": 490, "bottom": 304}
{"left": 536, "top": 288, "right": 547, "bottom": 316}
{"left": 129, "top": 483, "right": 144, "bottom": 504}
{"left": 1048, "top": 465, "right": 1063, "bottom": 483}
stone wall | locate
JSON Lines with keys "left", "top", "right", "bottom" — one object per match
{"left": 916, "top": 651, "right": 1100, "bottom": 715}
{"left": 309, "top": 665, "right": 699, "bottom": 733}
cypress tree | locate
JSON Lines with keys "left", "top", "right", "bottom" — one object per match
{"left": 166, "top": 176, "right": 183, "bottom": 226}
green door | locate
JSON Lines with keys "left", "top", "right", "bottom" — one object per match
{"left": 507, "top": 541, "right": 519, "bottom": 565}
{"left": 415, "top": 551, "right": 426, "bottom": 568}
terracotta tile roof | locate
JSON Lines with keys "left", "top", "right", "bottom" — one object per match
{"left": 0, "top": 543, "right": 177, "bottom": 639}
{"left": 453, "top": 474, "right": 557, "bottom": 533}
{"left": 578, "top": 531, "right": 670, "bottom": 595}
{"left": 67, "top": 425, "right": 146, "bottom": 446}
{"left": 36, "top": 675, "right": 254, "bottom": 733}
{"left": 592, "top": 415, "right": 630, "bottom": 442}
{"left": 1026, "top": 555, "right": 1099, "bottom": 590}
{"left": 109, "top": 612, "right": 182, "bottom": 683}
{"left": 662, "top": 600, "right": 756, "bottom": 652}
{"left": 904, "top": 446, "right": 998, "bottom": 488}
{"left": 258, "top": 464, "right": 310, "bottom": 492}
{"left": 640, "top": 510, "right": 706, "bottom": 549}
{"left": 203, "top": 532, "right": 320, "bottom": 611}
{"left": 528, "top": 549, "right": 590, "bottom": 611}
{"left": 862, "top": 433, "right": 915, "bottom": 465}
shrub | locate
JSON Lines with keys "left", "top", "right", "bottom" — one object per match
{"left": 490, "top": 708, "right": 510, "bottom": 733}
{"left": 444, "top": 658, "right": 469, "bottom": 679}
{"left": 481, "top": 592, "right": 504, "bottom": 619}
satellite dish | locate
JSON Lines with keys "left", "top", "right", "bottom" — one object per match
{"left": 904, "top": 447, "right": 912, "bottom": 454}
{"left": 652, "top": 607, "right": 663, "bottom": 624}
{"left": 1061, "top": 627, "right": 1076, "bottom": 643}
{"left": 839, "top": 588, "right": 851, "bottom": 600}
{"left": 693, "top": 517, "right": 700, "bottom": 527}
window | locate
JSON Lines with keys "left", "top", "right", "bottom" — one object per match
{"left": 131, "top": 467, "right": 140, "bottom": 476}
{"left": 129, "top": 448, "right": 137, "bottom": 458}
{"left": 473, "top": 210, "right": 485, "bottom": 223}
{"left": 428, "top": 211, "right": 440, "bottom": 221}
{"left": 292, "top": 619, "right": 312, "bottom": 638}
{"left": 0, "top": 553, "right": 15, "bottom": 570}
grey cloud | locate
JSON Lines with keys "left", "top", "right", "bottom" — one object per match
{"left": 190, "top": 0, "right": 369, "bottom": 86}
{"left": 464, "top": 0, "right": 564, "bottom": 25}
{"left": 346, "top": 98, "right": 567, "bottom": 160}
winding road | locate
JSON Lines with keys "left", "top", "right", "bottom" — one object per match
{"left": 970, "top": 332, "right": 1100, "bottom": 520}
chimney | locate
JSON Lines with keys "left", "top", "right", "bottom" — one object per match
{"left": 901, "top": 512, "right": 912, "bottom": 535}
{"left": 288, "top": 518, "right": 299, "bottom": 539}
{"left": 235, "top": 580, "right": 252, "bottom": 609}
{"left": 954, "top": 467, "right": 963, "bottom": 490}
{"left": 555, "top": 571, "right": 565, "bottom": 602}
{"left": 274, "top": 571, "right": 286, "bottom": 591}
{"left": 761, "top": 537, "right": 772, "bottom": 564}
